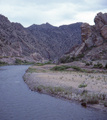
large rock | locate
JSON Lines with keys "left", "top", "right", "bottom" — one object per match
{"left": 75, "top": 43, "right": 85, "bottom": 56}
{"left": 101, "top": 25, "right": 107, "bottom": 39}
{"left": 94, "top": 36, "right": 103, "bottom": 46}
{"left": 81, "top": 23, "right": 92, "bottom": 42}
{"left": 94, "top": 12, "right": 107, "bottom": 30}
{"left": 85, "top": 37, "right": 94, "bottom": 48}
{"left": 30, "top": 52, "right": 43, "bottom": 61}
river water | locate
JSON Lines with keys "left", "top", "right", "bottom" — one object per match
{"left": 0, "top": 65, "right": 107, "bottom": 120}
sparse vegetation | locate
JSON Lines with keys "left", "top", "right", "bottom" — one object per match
{"left": 85, "top": 61, "right": 92, "bottom": 66}
{"left": 104, "top": 102, "right": 107, "bottom": 107}
{"left": 24, "top": 63, "right": 107, "bottom": 110}
{"left": 35, "top": 61, "right": 52, "bottom": 66}
{"left": 0, "top": 61, "right": 8, "bottom": 66}
{"left": 93, "top": 62, "right": 103, "bottom": 69}
{"left": 15, "top": 59, "right": 35, "bottom": 65}
{"left": 0, "top": 56, "right": 9, "bottom": 59}
{"left": 105, "top": 63, "right": 107, "bottom": 69}
{"left": 78, "top": 84, "right": 87, "bottom": 88}
{"left": 51, "top": 65, "right": 89, "bottom": 73}
{"left": 34, "top": 85, "right": 72, "bottom": 97}
{"left": 82, "top": 94, "right": 99, "bottom": 104}
{"left": 59, "top": 54, "right": 84, "bottom": 63}
{"left": 85, "top": 62, "right": 90, "bottom": 66}
{"left": 81, "top": 93, "right": 107, "bottom": 105}
{"left": 90, "top": 61, "right": 93, "bottom": 65}
{"left": 27, "top": 68, "right": 37, "bottom": 73}
{"left": 71, "top": 66, "right": 82, "bottom": 71}
{"left": 87, "top": 96, "right": 99, "bottom": 104}
{"left": 37, "top": 86, "right": 43, "bottom": 92}
{"left": 51, "top": 65, "right": 71, "bottom": 71}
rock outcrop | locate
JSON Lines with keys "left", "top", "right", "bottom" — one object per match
{"left": 0, "top": 14, "right": 82, "bottom": 62}
{"left": 101, "top": 25, "right": 107, "bottom": 39}
{"left": 77, "top": 12, "right": 107, "bottom": 57}
{"left": 81, "top": 12, "right": 107, "bottom": 53}
{"left": 60, "top": 12, "right": 107, "bottom": 62}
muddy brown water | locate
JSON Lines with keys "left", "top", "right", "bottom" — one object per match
{"left": 0, "top": 65, "right": 107, "bottom": 120}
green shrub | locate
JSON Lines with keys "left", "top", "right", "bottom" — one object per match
{"left": 54, "top": 87, "right": 64, "bottom": 93}
{"left": 93, "top": 62, "right": 103, "bottom": 69}
{"left": 27, "top": 68, "right": 37, "bottom": 73}
{"left": 85, "top": 62, "right": 90, "bottom": 66}
{"left": 0, "top": 61, "right": 7, "bottom": 66}
{"left": 87, "top": 97, "right": 99, "bottom": 104}
{"left": 105, "top": 63, "right": 107, "bottom": 69}
{"left": 104, "top": 102, "right": 107, "bottom": 107}
{"left": 82, "top": 60, "right": 86, "bottom": 63}
{"left": 90, "top": 61, "right": 93, "bottom": 65}
{"left": 51, "top": 65, "right": 88, "bottom": 72}
{"left": 71, "top": 66, "right": 82, "bottom": 71}
{"left": 77, "top": 54, "right": 84, "bottom": 58}
{"left": 37, "top": 86, "right": 43, "bottom": 92}
{"left": 59, "top": 54, "right": 84, "bottom": 63}
{"left": 59, "top": 56, "right": 73, "bottom": 63}
{"left": 15, "top": 59, "right": 35, "bottom": 65}
{"left": 47, "top": 86, "right": 54, "bottom": 94}
{"left": 36, "top": 61, "right": 52, "bottom": 66}
{"left": 51, "top": 65, "right": 71, "bottom": 71}
{"left": 82, "top": 94, "right": 99, "bottom": 104}
{"left": 15, "top": 59, "right": 22, "bottom": 64}
{"left": 78, "top": 84, "right": 87, "bottom": 88}
{"left": 87, "top": 95, "right": 99, "bottom": 104}
{"left": 85, "top": 61, "right": 92, "bottom": 66}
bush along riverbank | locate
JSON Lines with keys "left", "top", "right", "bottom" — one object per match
{"left": 0, "top": 61, "right": 8, "bottom": 66}
{"left": 23, "top": 63, "right": 107, "bottom": 111}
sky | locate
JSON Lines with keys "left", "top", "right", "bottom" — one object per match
{"left": 0, "top": 0, "right": 107, "bottom": 27}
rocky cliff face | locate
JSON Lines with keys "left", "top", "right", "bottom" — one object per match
{"left": 81, "top": 12, "right": 107, "bottom": 48}
{"left": 63, "top": 12, "right": 107, "bottom": 62}
{"left": 0, "top": 14, "right": 82, "bottom": 61}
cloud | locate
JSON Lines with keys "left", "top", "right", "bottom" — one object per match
{"left": 0, "top": 0, "right": 107, "bottom": 27}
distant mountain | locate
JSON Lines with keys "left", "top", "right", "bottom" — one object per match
{"left": 27, "top": 22, "right": 82, "bottom": 59}
{"left": 0, "top": 14, "right": 82, "bottom": 62}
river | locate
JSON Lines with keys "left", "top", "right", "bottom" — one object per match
{"left": 0, "top": 65, "right": 107, "bottom": 120}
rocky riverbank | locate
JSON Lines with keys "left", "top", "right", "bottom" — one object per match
{"left": 23, "top": 63, "right": 107, "bottom": 111}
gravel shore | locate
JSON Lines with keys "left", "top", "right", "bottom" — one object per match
{"left": 23, "top": 64, "right": 107, "bottom": 111}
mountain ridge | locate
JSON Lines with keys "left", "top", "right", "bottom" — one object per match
{"left": 0, "top": 14, "right": 82, "bottom": 63}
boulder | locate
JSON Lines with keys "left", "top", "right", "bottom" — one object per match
{"left": 101, "top": 25, "right": 107, "bottom": 39}
{"left": 94, "top": 12, "right": 107, "bottom": 30}
{"left": 94, "top": 36, "right": 103, "bottom": 46}
{"left": 85, "top": 37, "right": 93, "bottom": 48}
{"left": 75, "top": 43, "right": 85, "bottom": 56}
{"left": 30, "top": 52, "right": 43, "bottom": 61}
{"left": 81, "top": 23, "right": 92, "bottom": 42}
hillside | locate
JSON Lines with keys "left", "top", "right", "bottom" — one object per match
{"left": 27, "top": 22, "right": 82, "bottom": 59}
{"left": 0, "top": 14, "right": 82, "bottom": 63}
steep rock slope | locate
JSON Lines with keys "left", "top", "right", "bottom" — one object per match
{"left": 0, "top": 14, "right": 82, "bottom": 61}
